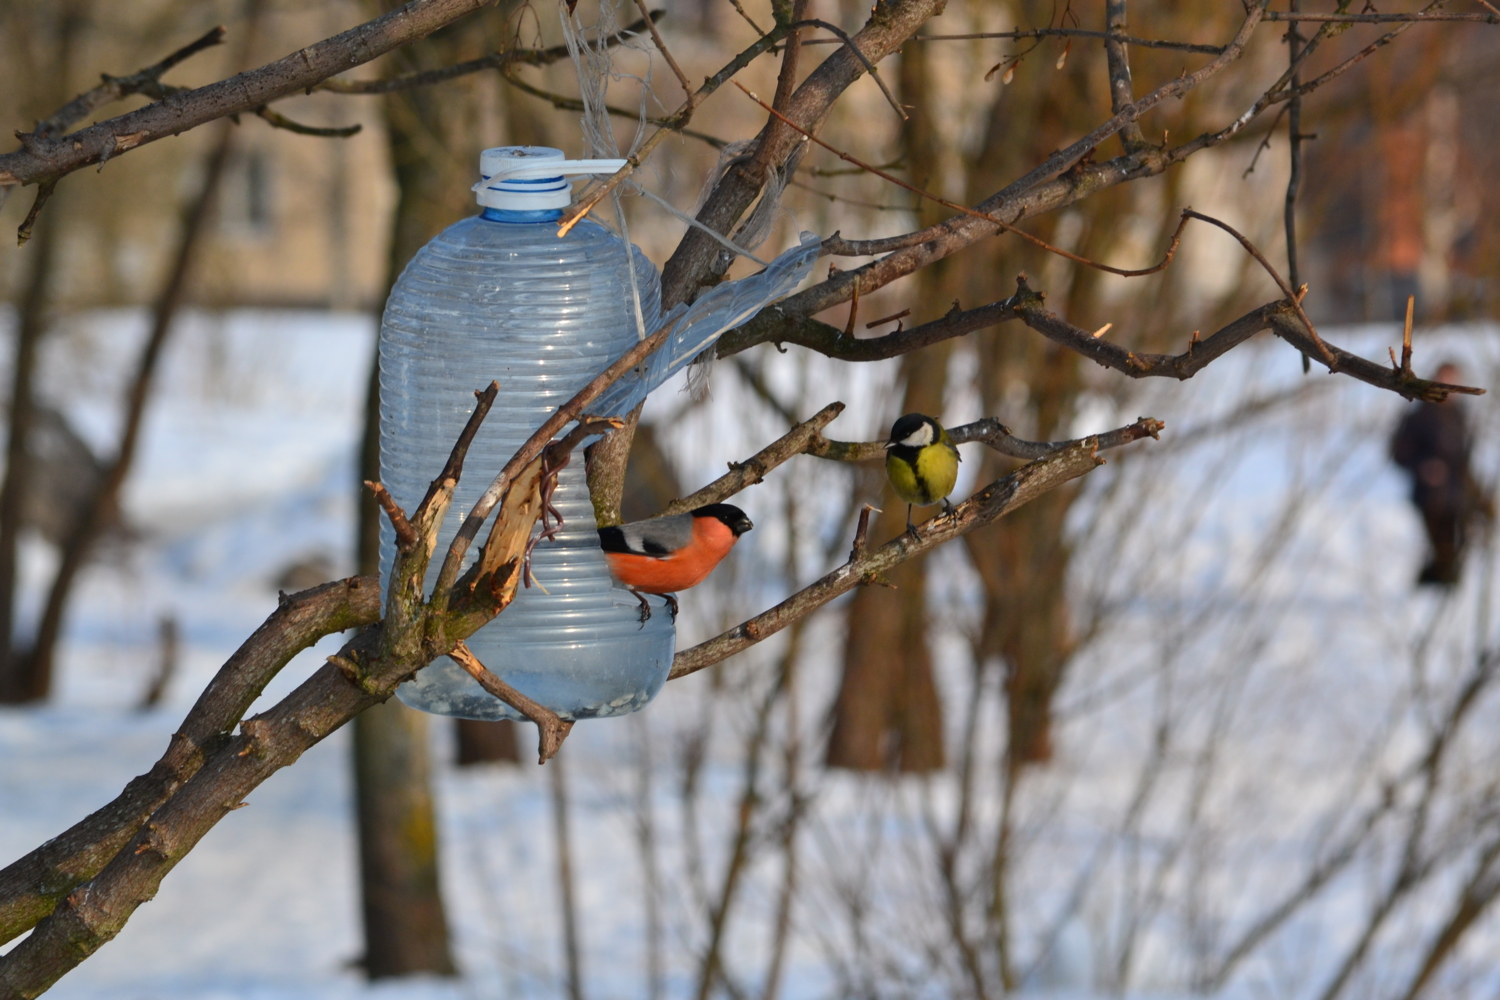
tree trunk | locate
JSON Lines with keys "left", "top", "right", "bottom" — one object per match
{"left": 0, "top": 210, "right": 55, "bottom": 702}
{"left": 352, "top": 699, "right": 456, "bottom": 977}
{"left": 455, "top": 718, "right": 519, "bottom": 765}
{"left": 15, "top": 117, "right": 237, "bottom": 699}
{"left": 825, "top": 347, "right": 949, "bottom": 773}
{"left": 825, "top": 37, "right": 948, "bottom": 773}
{"left": 0, "top": 0, "right": 84, "bottom": 703}
{"left": 349, "top": 5, "right": 496, "bottom": 972}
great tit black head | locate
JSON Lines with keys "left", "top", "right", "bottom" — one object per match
{"left": 886, "top": 413, "right": 940, "bottom": 451}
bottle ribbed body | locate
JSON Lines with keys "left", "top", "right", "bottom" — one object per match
{"left": 378, "top": 214, "right": 674, "bottom": 721}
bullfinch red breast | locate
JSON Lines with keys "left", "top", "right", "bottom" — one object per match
{"left": 598, "top": 503, "right": 753, "bottom": 620}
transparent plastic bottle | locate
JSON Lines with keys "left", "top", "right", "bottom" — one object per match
{"left": 379, "top": 146, "right": 821, "bottom": 723}
{"left": 381, "top": 147, "right": 674, "bottom": 722}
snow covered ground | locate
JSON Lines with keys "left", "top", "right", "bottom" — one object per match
{"left": 3, "top": 308, "right": 1500, "bottom": 999}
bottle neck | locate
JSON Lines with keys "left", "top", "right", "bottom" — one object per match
{"left": 481, "top": 207, "right": 564, "bottom": 224}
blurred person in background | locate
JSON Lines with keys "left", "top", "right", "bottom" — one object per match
{"left": 1391, "top": 362, "right": 1491, "bottom": 585}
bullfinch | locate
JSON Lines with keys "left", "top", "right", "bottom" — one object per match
{"left": 598, "top": 503, "right": 754, "bottom": 620}
{"left": 884, "top": 412, "right": 960, "bottom": 538}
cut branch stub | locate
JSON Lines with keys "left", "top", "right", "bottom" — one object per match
{"left": 410, "top": 382, "right": 500, "bottom": 557}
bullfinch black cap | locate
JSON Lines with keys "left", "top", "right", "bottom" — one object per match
{"left": 692, "top": 503, "right": 754, "bottom": 536}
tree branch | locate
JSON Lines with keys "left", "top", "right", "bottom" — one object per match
{"left": 31, "top": 26, "right": 226, "bottom": 140}
{"left": 0, "top": 577, "right": 379, "bottom": 947}
{"left": 659, "top": 0, "right": 952, "bottom": 305}
{"left": 669, "top": 440, "right": 1112, "bottom": 680}
{"left": 718, "top": 298, "right": 1021, "bottom": 361}
{"left": 449, "top": 642, "right": 573, "bottom": 763}
{"left": 808, "top": 416, "right": 1164, "bottom": 462}
{"left": 802, "top": 28, "right": 1226, "bottom": 55}
{"left": 662, "top": 402, "right": 846, "bottom": 514}
{"left": 1104, "top": 0, "right": 1149, "bottom": 152}
{"left": 0, "top": 0, "right": 494, "bottom": 191}
{"left": 316, "top": 14, "right": 660, "bottom": 93}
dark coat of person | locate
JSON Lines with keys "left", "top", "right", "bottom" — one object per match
{"left": 1391, "top": 397, "right": 1483, "bottom": 584}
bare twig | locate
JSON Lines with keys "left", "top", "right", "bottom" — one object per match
{"left": 1181, "top": 209, "right": 1335, "bottom": 366}
{"left": 849, "top": 504, "right": 877, "bottom": 561}
{"left": 317, "top": 15, "right": 659, "bottom": 93}
{"left": 735, "top": 81, "right": 1192, "bottom": 279}
{"left": 801, "top": 27, "right": 1226, "bottom": 54}
{"left": 1400, "top": 295, "right": 1416, "bottom": 376}
{"left": 866, "top": 308, "right": 909, "bottom": 329}
{"left": 253, "top": 107, "right": 361, "bottom": 137}
{"left": 415, "top": 383, "right": 499, "bottom": 525}
{"left": 790, "top": 19, "right": 905, "bottom": 120}
{"left": 628, "top": 0, "right": 693, "bottom": 100}
{"left": 1283, "top": 0, "right": 1310, "bottom": 375}
{"left": 15, "top": 179, "right": 55, "bottom": 246}
{"left": 32, "top": 26, "right": 226, "bottom": 139}
{"left": 726, "top": 0, "right": 768, "bottom": 36}
{"left": 663, "top": 403, "right": 846, "bottom": 514}
{"left": 365, "top": 481, "right": 419, "bottom": 550}
{"left": 0, "top": 0, "right": 497, "bottom": 190}
{"left": 1104, "top": 0, "right": 1149, "bottom": 152}
{"left": 1263, "top": 9, "right": 1498, "bottom": 21}
{"left": 669, "top": 440, "right": 1112, "bottom": 679}
{"left": 449, "top": 642, "right": 573, "bottom": 763}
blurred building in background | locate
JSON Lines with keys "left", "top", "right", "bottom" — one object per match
{"left": 1302, "top": 28, "right": 1499, "bottom": 323}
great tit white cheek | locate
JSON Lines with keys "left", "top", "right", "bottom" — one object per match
{"left": 900, "top": 425, "right": 934, "bottom": 448}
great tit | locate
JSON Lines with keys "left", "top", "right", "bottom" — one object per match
{"left": 598, "top": 503, "right": 754, "bottom": 621}
{"left": 884, "top": 412, "right": 960, "bottom": 539}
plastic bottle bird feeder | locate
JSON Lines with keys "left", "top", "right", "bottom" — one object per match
{"left": 378, "top": 146, "right": 818, "bottom": 722}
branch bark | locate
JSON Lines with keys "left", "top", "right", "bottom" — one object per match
{"left": 0, "top": 0, "right": 493, "bottom": 191}
{"left": 0, "top": 577, "right": 379, "bottom": 946}
{"left": 659, "top": 0, "right": 951, "bottom": 306}
{"left": 669, "top": 440, "right": 1110, "bottom": 680}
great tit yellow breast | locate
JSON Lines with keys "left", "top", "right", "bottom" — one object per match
{"left": 886, "top": 438, "right": 959, "bottom": 506}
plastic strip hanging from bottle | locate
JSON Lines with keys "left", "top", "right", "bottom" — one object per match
{"left": 590, "top": 231, "right": 822, "bottom": 418}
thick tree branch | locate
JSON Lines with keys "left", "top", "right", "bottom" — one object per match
{"left": 659, "top": 0, "right": 953, "bottom": 305}
{"left": 0, "top": 577, "right": 379, "bottom": 947}
{"left": 32, "top": 26, "right": 226, "bottom": 140}
{"left": 0, "top": 0, "right": 493, "bottom": 191}
{"left": 718, "top": 299, "right": 1020, "bottom": 361}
